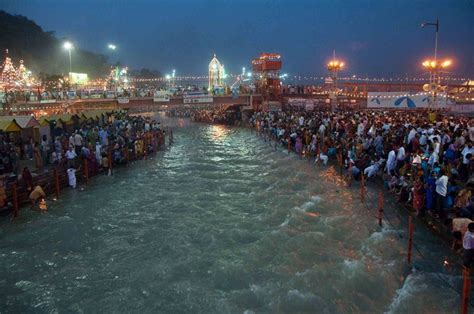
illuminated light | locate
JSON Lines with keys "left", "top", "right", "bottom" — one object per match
{"left": 63, "top": 41, "right": 73, "bottom": 50}
{"left": 108, "top": 44, "right": 117, "bottom": 50}
{"left": 442, "top": 60, "right": 452, "bottom": 68}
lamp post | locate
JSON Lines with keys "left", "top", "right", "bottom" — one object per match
{"left": 327, "top": 51, "right": 344, "bottom": 111}
{"left": 422, "top": 19, "right": 439, "bottom": 61}
{"left": 172, "top": 69, "right": 176, "bottom": 88}
{"left": 63, "top": 41, "right": 73, "bottom": 73}
{"left": 421, "top": 19, "right": 451, "bottom": 109}
{"left": 165, "top": 74, "right": 171, "bottom": 89}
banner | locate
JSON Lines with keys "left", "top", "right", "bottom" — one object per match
{"left": 183, "top": 95, "right": 213, "bottom": 104}
{"left": 305, "top": 100, "right": 314, "bottom": 111}
{"left": 40, "top": 99, "right": 57, "bottom": 104}
{"left": 117, "top": 97, "right": 129, "bottom": 104}
{"left": 287, "top": 98, "right": 306, "bottom": 106}
{"left": 367, "top": 92, "right": 447, "bottom": 108}
{"left": 69, "top": 72, "right": 89, "bottom": 85}
{"left": 153, "top": 91, "right": 170, "bottom": 102}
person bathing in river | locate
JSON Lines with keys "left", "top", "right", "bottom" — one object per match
{"left": 29, "top": 185, "right": 46, "bottom": 212}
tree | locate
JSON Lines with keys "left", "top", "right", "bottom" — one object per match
{"left": 0, "top": 10, "right": 110, "bottom": 78}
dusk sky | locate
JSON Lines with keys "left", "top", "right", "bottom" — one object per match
{"left": 1, "top": 0, "right": 473, "bottom": 77}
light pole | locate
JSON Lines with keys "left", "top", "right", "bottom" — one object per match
{"left": 421, "top": 19, "right": 451, "bottom": 108}
{"left": 422, "top": 19, "right": 439, "bottom": 61}
{"left": 63, "top": 41, "right": 73, "bottom": 73}
{"left": 327, "top": 50, "right": 344, "bottom": 111}
{"left": 108, "top": 44, "right": 117, "bottom": 66}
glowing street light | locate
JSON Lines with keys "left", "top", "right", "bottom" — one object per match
{"left": 422, "top": 59, "right": 452, "bottom": 70}
{"left": 326, "top": 50, "right": 345, "bottom": 111}
{"left": 327, "top": 60, "right": 344, "bottom": 72}
{"left": 108, "top": 44, "right": 117, "bottom": 50}
{"left": 63, "top": 41, "right": 74, "bottom": 73}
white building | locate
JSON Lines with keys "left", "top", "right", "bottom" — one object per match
{"left": 208, "top": 54, "right": 225, "bottom": 91}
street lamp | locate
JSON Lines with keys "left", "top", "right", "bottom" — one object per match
{"left": 327, "top": 50, "right": 344, "bottom": 111}
{"left": 421, "top": 19, "right": 439, "bottom": 60}
{"left": 108, "top": 44, "right": 117, "bottom": 50}
{"left": 63, "top": 41, "right": 74, "bottom": 73}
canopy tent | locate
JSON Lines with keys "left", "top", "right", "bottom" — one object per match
{"left": 81, "top": 110, "right": 110, "bottom": 122}
{"left": 0, "top": 119, "right": 21, "bottom": 132}
{"left": 39, "top": 117, "right": 50, "bottom": 127}
{"left": 38, "top": 118, "right": 52, "bottom": 142}
{"left": 47, "top": 114, "right": 76, "bottom": 125}
{"left": 47, "top": 114, "right": 78, "bottom": 135}
{"left": 7, "top": 115, "right": 40, "bottom": 129}
{"left": 0, "top": 115, "right": 41, "bottom": 142}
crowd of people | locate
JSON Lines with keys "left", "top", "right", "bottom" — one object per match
{"left": 249, "top": 108, "right": 474, "bottom": 259}
{"left": 0, "top": 111, "right": 167, "bottom": 212}
{"left": 167, "top": 105, "right": 241, "bottom": 125}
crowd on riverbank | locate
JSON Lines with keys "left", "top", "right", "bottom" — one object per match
{"left": 167, "top": 105, "right": 241, "bottom": 125}
{"left": 249, "top": 108, "right": 474, "bottom": 242}
{"left": 0, "top": 111, "right": 167, "bottom": 213}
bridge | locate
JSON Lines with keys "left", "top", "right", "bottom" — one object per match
{"left": 11, "top": 94, "right": 263, "bottom": 115}
{"left": 8, "top": 80, "right": 474, "bottom": 115}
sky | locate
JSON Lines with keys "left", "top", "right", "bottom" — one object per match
{"left": 1, "top": 0, "right": 473, "bottom": 78}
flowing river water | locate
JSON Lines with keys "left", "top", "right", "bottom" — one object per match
{"left": 0, "top": 116, "right": 467, "bottom": 313}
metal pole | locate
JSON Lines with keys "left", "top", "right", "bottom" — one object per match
{"left": 68, "top": 49, "right": 72, "bottom": 73}
{"left": 407, "top": 216, "right": 414, "bottom": 264}
{"left": 434, "top": 19, "right": 439, "bottom": 109}
{"left": 434, "top": 19, "right": 439, "bottom": 61}
{"left": 54, "top": 168, "right": 60, "bottom": 198}
{"left": 12, "top": 182, "right": 19, "bottom": 218}
{"left": 462, "top": 266, "right": 471, "bottom": 314}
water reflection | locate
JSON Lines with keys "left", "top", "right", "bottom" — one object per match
{"left": 209, "top": 124, "right": 228, "bottom": 141}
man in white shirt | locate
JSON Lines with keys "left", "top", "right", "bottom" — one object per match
{"left": 385, "top": 148, "right": 397, "bottom": 175}
{"left": 74, "top": 132, "right": 83, "bottom": 155}
{"left": 65, "top": 147, "right": 77, "bottom": 168}
{"left": 435, "top": 169, "right": 448, "bottom": 218}
{"left": 428, "top": 148, "right": 438, "bottom": 167}
{"left": 463, "top": 222, "right": 474, "bottom": 267}
{"left": 462, "top": 142, "right": 474, "bottom": 165}
{"left": 407, "top": 127, "right": 417, "bottom": 146}
{"left": 397, "top": 145, "right": 406, "bottom": 162}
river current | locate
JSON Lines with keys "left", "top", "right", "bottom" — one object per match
{"left": 0, "top": 116, "right": 466, "bottom": 313}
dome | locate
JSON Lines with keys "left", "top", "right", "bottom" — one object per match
{"left": 209, "top": 54, "right": 222, "bottom": 70}
{"left": 208, "top": 53, "right": 225, "bottom": 90}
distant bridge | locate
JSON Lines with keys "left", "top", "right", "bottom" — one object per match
{"left": 11, "top": 94, "right": 263, "bottom": 115}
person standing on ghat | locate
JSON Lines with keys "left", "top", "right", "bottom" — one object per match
{"left": 463, "top": 223, "right": 474, "bottom": 267}
{"left": 65, "top": 146, "right": 77, "bottom": 169}
{"left": 74, "top": 131, "right": 84, "bottom": 155}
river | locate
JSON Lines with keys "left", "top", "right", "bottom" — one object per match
{"left": 0, "top": 116, "right": 466, "bottom": 313}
